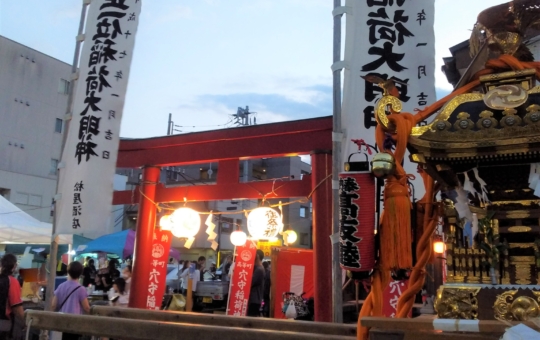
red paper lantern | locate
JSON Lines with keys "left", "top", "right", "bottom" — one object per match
{"left": 338, "top": 172, "right": 376, "bottom": 272}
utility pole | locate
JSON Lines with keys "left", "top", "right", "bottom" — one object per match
{"left": 46, "top": 1, "right": 90, "bottom": 317}
{"left": 331, "top": 0, "right": 344, "bottom": 323}
{"left": 167, "top": 113, "right": 172, "bottom": 135}
{"left": 167, "top": 113, "right": 182, "bottom": 135}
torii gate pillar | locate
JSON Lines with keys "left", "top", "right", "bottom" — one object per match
{"left": 129, "top": 166, "right": 161, "bottom": 309}
{"left": 311, "top": 151, "right": 333, "bottom": 322}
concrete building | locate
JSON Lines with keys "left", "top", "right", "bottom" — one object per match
{"left": 0, "top": 35, "right": 71, "bottom": 223}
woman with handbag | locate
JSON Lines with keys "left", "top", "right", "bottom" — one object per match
{"left": 0, "top": 254, "right": 24, "bottom": 340}
{"left": 52, "top": 262, "right": 90, "bottom": 340}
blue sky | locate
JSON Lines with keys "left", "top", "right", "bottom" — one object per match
{"left": 0, "top": 0, "right": 507, "bottom": 138}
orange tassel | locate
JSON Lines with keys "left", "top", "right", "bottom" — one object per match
{"left": 376, "top": 113, "right": 415, "bottom": 271}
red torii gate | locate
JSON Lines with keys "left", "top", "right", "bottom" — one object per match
{"left": 112, "top": 116, "right": 334, "bottom": 321}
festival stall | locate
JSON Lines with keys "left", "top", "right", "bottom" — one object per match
{"left": 0, "top": 195, "right": 71, "bottom": 244}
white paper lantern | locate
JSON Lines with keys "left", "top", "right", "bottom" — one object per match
{"left": 283, "top": 229, "right": 297, "bottom": 244}
{"left": 159, "top": 215, "right": 173, "bottom": 231}
{"left": 247, "top": 207, "right": 283, "bottom": 240}
{"left": 170, "top": 207, "right": 200, "bottom": 238}
{"left": 230, "top": 230, "right": 247, "bottom": 247}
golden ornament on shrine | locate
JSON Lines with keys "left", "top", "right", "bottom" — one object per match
{"left": 371, "top": 153, "right": 395, "bottom": 178}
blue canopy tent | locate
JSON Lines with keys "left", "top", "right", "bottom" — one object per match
{"left": 79, "top": 229, "right": 134, "bottom": 259}
{"left": 78, "top": 229, "right": 180, "bottom": 260}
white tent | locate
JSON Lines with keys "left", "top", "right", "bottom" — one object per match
{"left": 0, "top": 195, "right": 70, "bottom": 244}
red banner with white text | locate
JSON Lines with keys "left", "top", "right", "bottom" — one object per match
{"left": 227, "top": 240, "right": 257, "bottom": 316}
{"left": 145, "top": 229, "right": 172, "bottom": 310}
{"left": 382, "top": 279, "right": 411, "bottom": 317}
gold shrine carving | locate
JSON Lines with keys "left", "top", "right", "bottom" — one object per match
{"left": 434, "top": 287, "right": 481, "bottom": 320}
{"left": 494, "top": 291, "right": 540, "bottom": 321}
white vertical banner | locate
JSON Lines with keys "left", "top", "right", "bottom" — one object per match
{"left": 341, "top": 0, "right": 435, "bottom": 200}
{"left": 56, "top": 0, "right": 142, "bottom": 236}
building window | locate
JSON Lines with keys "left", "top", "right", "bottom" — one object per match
{"left": 58, "top": 79, "right": 70, "bottom": 94}
{"left": 50, "top": 159, "right": 59, "bottom": 175}
{"left": 299, "top": 233, "right": 309, "bottom": 246}
{"left": 55, "top": 118, "right": 63, "bottom": 133}
{"left": 0, "top": 188, "right": 10, "bottom": 199}
{"left": 300, "top": 206, "right": 308, "bottom": 218}
{"left": 200, "top": 168, "right": 209, "bottom": 180}
{"left": 15, "top": 192, "right": 29, "bottom": 205}
{"left": 29, "top": 194, "right": 42, "bottom": 207}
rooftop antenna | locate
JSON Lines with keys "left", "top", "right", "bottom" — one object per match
{"left": 232, "top": 106, "right": 256, "bottom": 126}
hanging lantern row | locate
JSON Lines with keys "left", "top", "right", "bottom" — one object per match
{"left": 159, "top": 206, "right": 296, "bottom": 247}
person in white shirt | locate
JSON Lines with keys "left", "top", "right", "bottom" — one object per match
{"left": 109, "top": 278, "right": 129, "bottom": 308}
{"left": 121, "top": 265, "right": 132, "bottom": 295}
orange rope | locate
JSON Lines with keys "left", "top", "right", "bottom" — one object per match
{"left": 357, "top": 270, "right": 390, "bottom": 340}
{"left": 396, "top": 172, "right": 437, "bottom": 318}
{"left": 377, "top": 113, "right": 415, "bottom": 270}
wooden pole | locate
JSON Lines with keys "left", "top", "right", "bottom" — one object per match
{"left": 186, "top": 278, "right": 193, "bottom": 312}
{"left": 355, "top": 281, "right": 359, "bottom": 314}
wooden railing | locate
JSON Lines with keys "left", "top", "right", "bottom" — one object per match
{"left": 90, "top": 306, "right": 357, "bottom": 337}
{"left": 26, "top": 308, "right": 530, "bottom": 340}
{"left": 25, "top": 309, "right": 355, "bottom": 340}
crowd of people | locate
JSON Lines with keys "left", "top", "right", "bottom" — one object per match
{"left": 0, "top": 248, "right": 274, "bottom": 340}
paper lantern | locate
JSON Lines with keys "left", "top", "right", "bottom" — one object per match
{"left": 247, "top": 207, "right": 283, "bottom": 240}
{"left": 283, "top": 230, "right": 297, "bottom": 244}
{"left": 170, "top": 208, "right": 200, "bottom": 238}
{"left": 338, "top": 172, "right": 376, "bottom": 272}
{"left": 230, "top": 230, "right": 247, "bottom": 247}
{"left": 434, "top": 241, "right": 445, "bottom": 254}
{"left": 159, "top": 215, "right": 173, "bottom": 231}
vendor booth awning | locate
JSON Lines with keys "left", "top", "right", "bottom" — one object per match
{"left": 79, "top": 229, "right": 180, "bottom": 260}
{"left": 0, "top": 195, "right": 71, "bottom": 244}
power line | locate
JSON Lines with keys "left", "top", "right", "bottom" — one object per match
{"left": 176, "top": 118, "right": 233, "bottom": 129}
{"left": 0, "top": 206, "right": 50, "bottom": 215}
